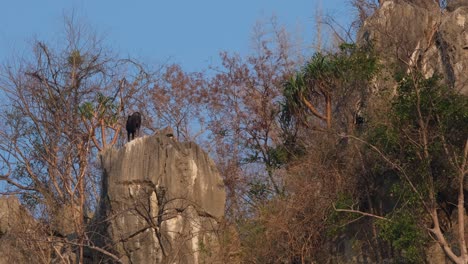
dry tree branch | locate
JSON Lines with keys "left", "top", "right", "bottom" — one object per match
{"left": 332, "top": 203, "right": 390, "bottom": 221}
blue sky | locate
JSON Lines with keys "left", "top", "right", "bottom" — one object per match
{"left": 0, "top": 1, "right": 354, "bottom": 192}
{"left": 0, "top": 0, "right": 353, "bottom": 71}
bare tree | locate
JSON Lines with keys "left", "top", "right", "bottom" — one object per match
{"left": 205, "top": 20, "right": 299, "bottom": 220}
{"left": 149, "top": 64, "right": 206, "bottom": 141}
{"left": 0, "top": 18, "right": 139, "bottom": 263}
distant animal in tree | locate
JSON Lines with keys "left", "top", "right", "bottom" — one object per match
{"left": 126, "top": 112, "right": 142, "bottom": 142}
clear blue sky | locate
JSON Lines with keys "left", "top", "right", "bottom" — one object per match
{"left": 0, "top": 1, "right": 353, "bottom": 192}
{"left": 0, "top": 0, "right": 353, "bottom": 71}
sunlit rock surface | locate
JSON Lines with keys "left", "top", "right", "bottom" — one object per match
{"left": 0, "top": 196, "right": 38, "bottom": 263}
{"left": 93, "top": 128, "right": 226, "bottom": 263}
{"left": 359, "top": 0, "right": 468, "bottom": 95}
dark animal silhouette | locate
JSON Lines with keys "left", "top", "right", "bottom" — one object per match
{"left": 126, "top": 112, "right": 142, "bottom": 142}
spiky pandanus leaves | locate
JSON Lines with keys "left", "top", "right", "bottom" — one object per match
{"left": 281, "top": 43, "right": 378, "bottom": 131}
{"left": 282, "top": 53, "right": 336, "bottom": 129}
{"left": 79, "top": 92, "right": 122, "bottom": 150}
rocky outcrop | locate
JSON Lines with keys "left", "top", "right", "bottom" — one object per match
{"left": 0, "top": 196, "right": 26, "bottom": 234}
{"left": 0, "top": 196, "right": 39, "bottom": 263}
{"left": 93, "top": 128, "right": 227, "bottom": 263}
{"left": 359, "top": 0, "right": 468, "bottom": 94}
{"left": 335, "top": 1, "right": 468, "bottom": 262}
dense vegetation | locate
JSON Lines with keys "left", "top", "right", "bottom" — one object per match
{"left": 0, "top": 1, "right": 466, "bottom": 263}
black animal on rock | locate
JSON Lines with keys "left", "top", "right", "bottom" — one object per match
{"left": 126, "top": 112, "right": 142, "bottom": 142}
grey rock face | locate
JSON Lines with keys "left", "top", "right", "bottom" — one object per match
{"left": 0, "top": 196, "right": 38, "bottom": 264}
{"left": 359, "top": 0, "right": 468, "bottom": 94}
{"left": 93, "top": 128, "right": 226, "bottom": 263}
{"left": 447, "top": 0, "right": 468, "bottom": 12}
{"left": 0, "top": 196, "right": 22, "bottom": 234}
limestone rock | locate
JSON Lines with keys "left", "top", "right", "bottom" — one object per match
{"left": 51, "top": 203, "right": 82, "bottom": 237}
{"left": 359, "top": 0, "right": 468, "bottom": 94}
{"left": 0, "top": 196, "right": 38, "bottom": 264}
{"left": 93, "top": 128, "right": 227, "bottom": 263}
{"left": 0, "top": 196, "right": 22, "bottom": 234}
{"left": 447, "top": 0, "right": 467, "bottom": 12}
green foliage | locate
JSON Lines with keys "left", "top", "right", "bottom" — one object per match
{"left": 327, "top": 194, "right": 361, "bottom": 236}
{"left": 266, "top": 145, "right": 290, "bottom": 169}
{"left": 333, "top": 43, "right": 379, "bottom": 82}
{"left": 392, "top": 74, "right": 468, "bottom": 146}
{"left": 280, "top": 43, "right": 378, "bottom": 157}
{"left": 393, "top": 75, "right": 438, "bottom": 123}
{"left": 372, "top": 73, "right": 468, "bottom": 188}
{"left": 79, "top": 92, "right": 120, "bottom": 125}
{"left": 388, "top": 181, "right": 423, "bottom": 209}
{"left": 332, "top": 193, "right": 356, "bottom": 210}
{"left": 79, "top": 102, "right": 94, "bottom": 119}
{"left": 364, "top": 72, "right": 467, "bottom": 261}
{"left": 377, "top": 211, "right": 427, "bottom": 263}
{"left": 280, "top": 44, "right": 379, "bottom": 127}
{"left": 304, "top": 52, "right": 338, "bottom": 81}
{"left": 282, "top": 72, "right": 306, "bottom": 116}
{"left": 367, "top": 124, "right": 399, "bottom": 153}
{"left": 248, "top": 180, "right": 270, "bottom": 201}
{"left": 298, "top": 43, "right": 378, "bottom": 86}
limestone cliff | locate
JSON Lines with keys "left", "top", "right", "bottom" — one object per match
{"left": 0, "top": 196, "right": 40, "bottom": 263}
{"left": 359, "top": 0, "right": 468, "bottom": 94}
{"left": 328, "top": 1, "right": 468, "bottom": 263}
{"left": 93, "top": 128, "right": 227, "bottom": 263}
